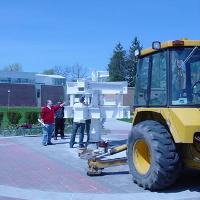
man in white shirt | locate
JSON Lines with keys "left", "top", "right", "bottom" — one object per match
{"left": 69, "top": 96, "right": 86, "bottom": 148}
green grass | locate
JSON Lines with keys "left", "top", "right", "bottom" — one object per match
{"left": 118, "top": 118, "right": 133, "bottom": 123}
{"left": 0, "top": 107, "right": 40, "bottom": 128}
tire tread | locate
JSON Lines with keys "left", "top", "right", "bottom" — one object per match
{"left": 128, "top": 120, "right": 181, "bottom": 190}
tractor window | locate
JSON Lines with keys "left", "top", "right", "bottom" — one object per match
{"left": 189, "top": 60, "right": 200, "bottom": 104}
{"left": 171, "top": 47, "right": 200, "bottom": 105}
{"left": 150, "top": 51, "right": 167, "bottom": 106}
{"left": 134, "top": 56, "right": 150, "bottom": 106}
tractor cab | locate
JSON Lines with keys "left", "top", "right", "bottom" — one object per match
{"left": 134, "top": 40, "right": 200, "bottom": 107}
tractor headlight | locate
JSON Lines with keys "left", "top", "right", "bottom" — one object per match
{"left": 152, "top": 41, "right": 161, "bottom": 50}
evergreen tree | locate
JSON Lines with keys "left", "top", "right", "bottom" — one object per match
{"left": 126, "top": 37, "right": 142, "bottom": 87}
{"left": 108, "top": 43, "right": 126, "bottom": 82}
{"left": 43, "top": 68, "right": 55, "bottom": 75}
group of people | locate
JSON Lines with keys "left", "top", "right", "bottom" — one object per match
{"left": 40, "top": 97, "right": 91, "bottom": 148}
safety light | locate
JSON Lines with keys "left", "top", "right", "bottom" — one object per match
{"left": 180, "top": 38, "right": 188, "bottom": 40}
{"left": 152, "top": 41, "right": 161, "bottom": 50}
{"left": 134, "top": 49, "right": 140, "bottom": 57}
{"left": 172, "top": 40, "right": 184, "bottom": 46}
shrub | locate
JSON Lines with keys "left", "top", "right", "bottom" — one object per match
{"left": 0, "top": 112, "right": 3, "bottom": 127}
{"left": 24, "top": 112, "right": 39, "bottom": 124}
{"left": 7, "top": 112, "right": 22, "bottom": 125}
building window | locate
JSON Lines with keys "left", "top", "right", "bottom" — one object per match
{"left": 21, "top": 78, "right": 28, "bottom": 83}
{"left": 150, "top": 51, "right": 167, "bottom": 106}
{"left": 134, "top": 56, "right": 150, "bottom": 106}
{"left": 0, "top": 78, "right": 9, "bottom": 83}
{"left": 78, "top": 87, "right": 84, "bottom": 91}
{"left": 17, "top": 78, "right": 21, "bottom": 83}
{"left": 37, "top": 89, "right": 40, "bottom": 98}
{"left": 53, "top": 78, "right": 66, "bottom": 86}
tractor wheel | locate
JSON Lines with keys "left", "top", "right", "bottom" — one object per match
{"left": 127, "top": 120, "right": 181, "bottom": 190}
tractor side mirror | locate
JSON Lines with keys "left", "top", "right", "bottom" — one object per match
{"left": 152, "top": 41, "right": 161, "bottom": 50}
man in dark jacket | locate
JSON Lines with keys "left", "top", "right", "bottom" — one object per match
{"left": 40, "top": 100, "right": 65, "bottom": 146}
{"left": 54, "top": 101, "right": 65, "bottom": 140}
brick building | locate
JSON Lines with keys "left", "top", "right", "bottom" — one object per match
{"left": 0, "top": 71, "right": 66, "bottom": 107}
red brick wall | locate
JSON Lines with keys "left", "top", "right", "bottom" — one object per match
{"left": 41, "top": 85, "right": 65, "bottom": 107}
{"left": 0, "top": 83, "right": 37, "bottom": 107}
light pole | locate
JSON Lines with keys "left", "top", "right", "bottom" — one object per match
{"left": 7, "top": 89, "right": 11, "bottom": 110}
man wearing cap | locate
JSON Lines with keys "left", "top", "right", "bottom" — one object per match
{"left": 69, "top": 96, "right": 86, "bottom": 148}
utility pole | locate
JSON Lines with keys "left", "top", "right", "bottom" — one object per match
{"left": 7, "top": 89, "right": 11, "bottom": 110}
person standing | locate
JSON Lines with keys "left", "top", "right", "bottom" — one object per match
{"left": 82, "top": 96, "right": 91, "bottom": 145}
{"left": 85, "top": 119, "right": 91, "bottom": 145}
{"left": 54, "top": 101, "right": 65, "bottom": 140}
{"left": 69, "top": 96, "right": 87, "bottom": 148}
{"left": 40, "top": 100, "right": 65, "bottom": 146}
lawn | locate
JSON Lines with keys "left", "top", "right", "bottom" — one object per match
{"left": 118, "top": 118, "right": 133, "bottom": 123}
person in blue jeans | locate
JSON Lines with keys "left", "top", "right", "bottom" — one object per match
{"left": 85, "top": 119, "right": 91, "bottom": 145}
{"left": 42, "top": 124, "right": 54, "bottom": 146}
{"left": 69, "top": 96, "right": 86, "bottom": 148}
{"left": 41, "top": 100, "right": 65, "bottom": 146}
{"left": 70, "top": 122, "right": 85, "bottom": 148}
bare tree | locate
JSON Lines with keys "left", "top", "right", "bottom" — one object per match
{"left": 53, "top": 65, "right": 71, "bottom": 79}
{"left": 43, "top": 64, "right": 89, "bottom": 81}
{"left": 3, "top": 63, "right": 23, "bottom": 72}
{"left": 70, "top": 64, "right": 89, "bottom": 81}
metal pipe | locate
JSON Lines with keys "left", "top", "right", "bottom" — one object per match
{"left": 94, "top": 144, "right": 127, "bottom": 159}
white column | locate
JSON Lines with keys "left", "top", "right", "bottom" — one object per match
{"left": 89, "top": 118, "right": 101, "bottom": 142}
{"left": 70, "top": 94, "right": 75, "bottom": 106}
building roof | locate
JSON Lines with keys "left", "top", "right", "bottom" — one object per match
{"left": 36, "top": 74, "right": 66, "bottom": 79}
{"left": 0, "top": 71, "right": 35, "bottom": 77}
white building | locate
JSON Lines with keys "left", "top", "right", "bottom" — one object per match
{"left": 0, "top": 71, "right": 66, "bottom": 86}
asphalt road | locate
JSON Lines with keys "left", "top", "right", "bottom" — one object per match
{"left": 0, "top": 119, "right": 200, "bottom": 200}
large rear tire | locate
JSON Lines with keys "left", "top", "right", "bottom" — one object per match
{"left": 127, "top": 120, "right": 181, "bottom": 190}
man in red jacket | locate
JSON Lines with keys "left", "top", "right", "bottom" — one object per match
{"left": 41, "top": 100, "right": 65, "bottom": 146}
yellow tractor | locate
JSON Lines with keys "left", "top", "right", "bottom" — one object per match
{"left": 87, "top": 39, "right": 200, "bottom": 190}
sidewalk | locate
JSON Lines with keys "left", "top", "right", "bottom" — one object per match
{"left": 102, "top": 118, "right": 131, "bottom": 142}
{"left": 104, "top": 118, "right": 132, "bottom": 131}
{"left": 0, "top": 119, "right": 200, "bottom": 200}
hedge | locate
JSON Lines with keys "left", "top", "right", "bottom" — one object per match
{"left": 7, "top": 111, "right": 22, "bottom": 125}
{"left": 0, "top": 112, "right": 3, "bottom": 127}
{"left": 0, "top": 107, "right": 72, "bottom": 128}
{"left": 0, "top": 107, "right": 40, "bottom": 128}
{"left": 24, "top": 112, "right": 40, "bottom": 124}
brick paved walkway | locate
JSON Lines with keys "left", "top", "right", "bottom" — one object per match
{"left": 0, "top": 119, "right": 200, "bottom": 200}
